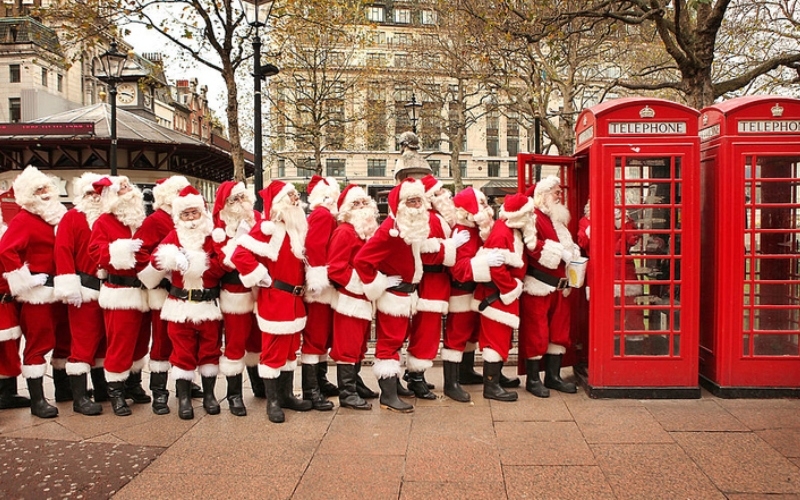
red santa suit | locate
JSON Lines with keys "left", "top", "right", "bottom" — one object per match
{"left": 135, "top": 175, "right": 191, "bottom": 376}
{"left": 0, "top": 166, "right": 67, "bottom": 379}
{"left": 475, "top": 194, "right": 529, "bottom": 363}
{"left": 0, "top": 218, "right": 23, "bottom": 380}
{"left": 54, "top": 172, "right": 107, "bottom": 377}
{"left": 231, "top": 181, "right": 307, "bottom": 380}
{"left": 88, "top": 177, "right": 149, "bottom": 383}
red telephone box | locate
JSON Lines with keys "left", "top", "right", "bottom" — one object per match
{"left": 573, "top": 98, "right": 701, "bottom": 398}
{"left": 698, "top": 96, "right": 800, "bottom": 397}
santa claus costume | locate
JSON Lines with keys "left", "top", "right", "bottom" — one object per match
{"left": 135, "top": 175, "right": 191, "bottom": 415}
{"left": 88, "top": 176, "right": 150, "bottom": 416}
{"left": 519, "top": 175, "right": 580, "bottom": 395}
{"left": 211, "top": 180, "right": 262, "bottom": 416}
{"left": 151, "top": 186, "right": 226, "bottom": 420}
{"left": 0, "top": 166, "right": 67, "bottom": 418}
{"left": 54, "top": 172, "right": 107, "bottom": 416}
{"left": 300, "top": 175, "right": 339, "bottom": 410}
{"left": 231, "top": 181, "right": 313, "bottom": 423}
{"left": 354, "top": 178, "right": 428, "bottom": 413}
{"left": 475, "top": 193, "right": 531, "bottom": 402}
{"left": 327, "top": 184, "right": 380, "bottom": 410}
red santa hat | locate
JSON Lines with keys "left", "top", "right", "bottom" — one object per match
{"left": 453, "top": 187, "right": 480, "bottom": 215}
{"left": 12, "top": 165, "right": 56, "bottom": 208}
{"left": 93, "top": 175, "right": 131, "bottom": 214}
{"left": 307, "top": 175, "right": 339, "bottom": 210}
{"left": 171, "top": 185, "right": 206, "bottom": 220}
{"left": 524, "top": 184, "right": 536, "bottom": 197}
{"left": 419, "top": 174, "right": 443, "bottom": 198}
{"left": 500, "top": 192, "right": 534, "bottom": 225}
{"left": 259, "top": 180, "right": 295, "bottom": 218}
{"left": 337, "top": 183, "right": 368, "bottom": 212}
{"left": 152, "top": 175, "right": 190, "bottom": 213}
{"left": 211, "top": 180, "right": 253, "bottom": 219}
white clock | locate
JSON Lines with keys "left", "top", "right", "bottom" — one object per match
{"left": 116, "top": 83, "right": 137, "bottom": 105}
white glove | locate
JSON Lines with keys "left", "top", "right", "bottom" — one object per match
{"left": 235, "top": 219, "right": 251, "bottom": 239}
{"left": 585, "top": 226, "right": 591, "bottom": 239}
{"left": 562, "top": 249, "right": 574, "bottom": 263}
{"left": 257, "top": 271, "right": 273, "bottom": 288}
{"left": 65, "top": 293, "right": 82, "bottom": 307}
{"left": 31, "top": 273, "right": 49, "bottom": 287}
{"left": 386, "top": 275, "right": 402, "bottom": 288}
{"left": 486, "top": 250, "right": 505, "bottom": 268}
{"left": 129, "top": 239, "right": 143, "bottom": 253}
{"left": 174, "top": 252, "right": 189, "bottom": 273}
{"left": 452, "top": 229, "right": 470, "bottom": 249}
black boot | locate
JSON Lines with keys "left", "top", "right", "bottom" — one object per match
{"left": 70, "top": 373, "right": 102, "bottom": 416}
{"left": 248, "top": 365, "right": 265, "bottom": 398}
{"left": 278, "top": 371, "right": 312, "bottom": 412}
{"left": 354, "top": 362, "right": 378, "bottom": 399}
{"left": 483, "top": 362, "right": 518, "bottom": 402}
{"left": 175, "top": 379, "right": 194, "bottom": 420}
{"left": 406, "top": 370, "right": 436, "bottom": 400}
{"left": 263, "top": 378, "right": 284, "bottom": 423}
{"left": 90, "top": 368, "right": 109, "bottom": 402}
{"left": 226, "top": 374, "right": 247, "bottom": 417}
{"left": 53, "top": 368, "right": 73, "bottom": 402}
{"left": 543, "top": 354, "right": 577, "bottom": 393}
{"left": 201, "top": 376, "right": 220, "bottom": 415}
{"left": 150, "top": 372, "right": 170, "bottom": 415}
{"left": 404, "top": 369, "right": 434, "bottom": 390}
{"left": 336, "top": 364, "right": 371, "bottom": 410}
{"left": 26, "top": 377, "right": 58, "bottom": 418}
{"left": 191, "top": 382, "right": 204, "bottom": 399}
{"left": 107, "top": 381, "right": 132, "bottom": 416}
{"left": 317, "top": 362, "right": 339, "bottom": 397}
{"left": 525, "top": 359, "right": 550, "bottom": 398}
{"left": 459, "top": 350, "right": 483, "bottom": 385}
{"left": 499, "top": 371, "right": 521, "bottom": 388}
{"left": 396, "top": 378, "right": 414, "bottom": 397}
{"left": 443, "top": 361, "right": 470, "bottom": 402}
{"left": 0, "top": 377, "right": 30, "bottom": 409}
{"left": 124, "top": 371, "right": 151, "bottom": 404}
{"left": 302, "top": 364, "right": 334, "bottom": 411}
{"left": 378, "top": 376, "right": 413, "bottom": 413}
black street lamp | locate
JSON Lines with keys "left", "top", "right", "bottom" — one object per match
{"left": 239, "top": 0, "right": 280, "bottom": 211}
{"left": 405, "top": 93, "right": 422, "bottom": 133}
{"left": 93, "top": 40, "right": 128, "bottom": 176}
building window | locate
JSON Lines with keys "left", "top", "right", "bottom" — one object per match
{"left": 429, "top": 160, "right": 440, "bottom": 177}
{"left": 508, "top": 161, "right": 517, "bottom": 178}
{"left": 369, "top": 31, "right": 386, "bottom": 45}
{"left": 394, "top": 53, "right": 410, "bottom": 68}
{"left": 486, "top": 110, "right": 499, "bottom": 156}
{"left": 507, "top": 112, "right": 519, "bottom": 156}
{"left": 278, "top": 159, "right": 286, "bottom": 177}
{"left": 488, "top": 161, "right": 500, "bottom": 177}
{"left": 41, "top": 68, "right": 47, "bottom": 87}
{"left": 366, "top": 53, "right": 386, "bottom": 67}
{"left": 57, "top": 74, "right": 63, "bottom": 92}
{"left": 366, "top": 6, "right": 384, "bottom": 22}
{"left": 367, "top": 159, "right": 386, "bottom": 177}
{"left": 393, "top": 8, "right": 411, "bottom": 24}
{"left": 9, "top": 97, "right": 20, "bottom": 122}
{"left": 459, "top": 160, "right": 467, "bottom": 179}
{"left": 326, "top": 158, "right": 346, "bottom": 177}
{"left": 9, "top": 64, "right": 19, "bottom": 83}
{"left": 393, "top": 32, "right": 412, "bottom": 46}
{"left": 421, "top": 10, "right": 437, "bottom": 25}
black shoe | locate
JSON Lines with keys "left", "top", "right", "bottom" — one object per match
{"left": 107, "top": 381, "right": 132, "bottom": 417}
{"left": 443, "top": 361, "right": 470, "bottom": 402}
{"left": 248, "top": 366, "right": 265, "bottom": 399}
{"left": 543, "top": 354, "right": 577, "bottom": 394}
{"left": 26, "top": 377, "right": 58, "bottom": 418}
{"left": 150, "top": 372, "right": 170, "bottom": 415}
{"left": 396, "top": 378, "right": 414, "bottom": 397}
{"left": 337, "top": 364, "right": 371, "bottom": 410}
{"left": 70, "top": 373, "right": 102, "bottom": 416}
{"left": 406, "top": 371, "right": 436, "bottom": 400}
{"left": 524, "top": 359, "right": 550, "bottom": 398}
{"left": 191, "top": 381, "right": 204, "bottom": 399}
{"left": 499, "top": 372, "right": 521, "bottom": 388}
{"left": 404, "top": 369, "right": 434, "bottom": 390}
{"left": 459, "top": 351, "right": 483, "bottom": 385}
{"left": 263, "top": 378, "right": 284, "bottom": 423}
{"left": 316, "top": 362, "right": 339, "bottom": 397}
{"left": 0, "top": 377, "right": 30, "bottom": 409}
{"left": 226, "top": 374, "right": 247, "bottom": 417}
{"left": 124, "top": 371, "right": 152, "bottom": 404}
{"left": 52, "top": 367, "right": 73, "bottom": 402}
{"left": 201, "top": 376, "right": 220, "bottom": 415}
{"left": 354, "top": 362, "right": 378, "bottom": 399}
{"left": 278, "top": 371, "right": 312, "bottom": 412}
{"left": 378, "top": 376, "right": 413, "bottom": 413}
{"left": 483, "top": 362, "right": 518, "bottom": 402}
{"left": 302, "top": 364, "right": 334, "bottom": 411}
{"left": 175, "top": 379, "right": 194, "bottom": 420}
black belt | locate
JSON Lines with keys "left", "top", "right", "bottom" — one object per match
{"left": 272, "top": 279, "right": 305, "bottom": 296}
{"left": 387, "top": 281, "right": 417, "bottom": 293}
{"left": 0, "top": 293, "right": 14, "bottom": 303}
{"left": 423, "top": 264, "right": 444, "bottom": 273}
{"left": 169, "top": 285, "right": 220, "bottom": 302}
{"left": 36, "top": 274, "right": 54, "bottom": 287}
{"left": 78, "top": 272, "right": 103, "bottom": 291}
{"left": 107, "top": 274, "right": 143, "bottom": 288}
{"left": 478, "top": 291, "right": 500, "bottom": 311}
{"left": 451, "top": 280, "right": 477, "bottom": 292}
{"left": 158, "top": 278, "right": 171, "bottom": 290}
{"left": 220, "top": 271, "right": 243, "bottom": 286}
{"left": 526, "top": 266, "right": 569, "bottom": 290}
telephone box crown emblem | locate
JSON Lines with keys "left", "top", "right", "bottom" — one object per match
{"left": 639, "top": 105, "right": 656, "bottom": 118}
{"left": 772, "top": 103, "right": 784, "bottom": 117}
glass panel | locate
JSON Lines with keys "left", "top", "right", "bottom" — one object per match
{"left": 752, "top": 306, "right": 800, "bottom": 331}
{"left": 743, "top": 334, "right": 750, "bottom": 356}
{"left": 672, "top": 310, "right": 681, "bottom": 331}
{"left": 753, "top": 334, "right": 799, "bottom": 356}
{"left": 613, "top": 335, "right": 620, "bottom": 356}
{"left": 625, "top": 335, "right": 645, "bottom": 355}
{"left": 673, "top": 334, "right": 680, "bottom": 356}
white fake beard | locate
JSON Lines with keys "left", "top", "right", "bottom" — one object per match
{"left": 220, "top": 200, "right": 255, "bottom": 236}
{"left": 431, "top": 190, "right": 457, "bottom": 228}
{"left": 273, "top": 198, "right": 308, "bottom": 259}
{"left": 27, "top": 193, "right": 67, "bottom": 225}
{"left": 543, "top": 199, "right": 571, "bottom": 226}
{"left": 111, "top": 189, "right": 146, "bottom": 230}
{"left": 176, "top": 214, "right": 213, "bottom": 250}
{"left": 396, "top": 204, "right": 429, "bottom": 245}
{"left": 76, "top": 196, "right": 103, "bottom": 229}
{"left": 474, "top": 206, "right": 494, "bottom": 242}
{"left": 522, "top": 214, "right": 538, "bottom": 250}
{"left": 346, "top": 205, "right": 379, "bottom": 240}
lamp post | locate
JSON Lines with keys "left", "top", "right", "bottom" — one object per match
{"left": 239, "top": 0, "right": 279, "bottom": 211}
{"left": 93, "top": 40, "right": 128, "bottom": 176}
{"left": 404, "top": 93, "right": 422, "bottom": 133}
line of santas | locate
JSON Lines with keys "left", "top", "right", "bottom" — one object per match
{"left": 0, "top": 165, "right": 580, "bottom": 424}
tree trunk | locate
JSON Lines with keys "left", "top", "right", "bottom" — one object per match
{"left": 224, "top": 70, "right": 246, "bottom": 183}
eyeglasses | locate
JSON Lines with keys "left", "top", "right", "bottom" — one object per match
{"left": 405, "top": 197, "right": 423, "bottom": 207}
{"left": 351, "top": 198, "right": 369, "bottom": 208}
{"left": 226, "top": 193, "right": 247, "bottom": 205}
{"left": 179, "top": 208, "right": 203, "bottom": 221}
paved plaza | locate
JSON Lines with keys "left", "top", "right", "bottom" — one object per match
{"left": 1, "top": 365, "right": 800, "bottom": 499}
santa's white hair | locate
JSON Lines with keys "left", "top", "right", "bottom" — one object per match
{"left": 272, "top": 192, "right": 307, "bottom": 259}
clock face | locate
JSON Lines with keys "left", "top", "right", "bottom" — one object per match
{"left": 116, "top": 83, "right": 136, "bottom": 105}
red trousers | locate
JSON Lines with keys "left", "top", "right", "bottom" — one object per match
{"left": 148, "top": 308, "right": 172, "bottom": 363}
{"left": 167, "top": 319, "right": 222, "bottom": 372}
{"left": 260, "top": 332, "right": 301, "bottom": 370}
{"left": 518, "top": 292, "right": 572, "bottom": 359}
{"left": 52, "top": 303, "right": 71, "bottom": 361}
{"left": 222, "top": 312, "right": 258, "bottom": 361}
{"left": 330, "top": 313, "right": 371, "bottom": 364}
{"left": 374, "top": 311, "right": 411, "bottom": 361}
{"left": 0, "top": 338, "right": 21, "bottom": 377}
{"left": 408, "top": 310, "right": 442, "bottom": 361}
{"left": 103, "top": 308, "right": 144, "bottom": 375}
{"left": 302, "top": 302, "right": 332, "bottom": 356}
{"left": 19, "top": 303, "right": 56, "bottom": 368}
{"left": 479, "top": 314, "right": 515, "bottom": 362}
{"left": 444, "top": 310, "right": 480, "bottom": 352}
{"left": 67, "top": 300, "right": 106, "bottom": 366}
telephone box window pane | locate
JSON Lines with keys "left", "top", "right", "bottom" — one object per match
{"left": 625, "top": 335, "right": 645, "bottom": 355}
{"left": 672, "top": 309, "right": 681, "bottom": 331}
{"left": 751, "top": 303, "right": 800, "bottom": 331}
{"left": 673, "top": 334, "right": 680, "bottom": 356}
{"left": 613, "top": 335, "right": 621, "bottom": 356}
{"left": 743, "top": 334, "right": 750, "bottom": 356}
{"left": 752, "top": 334, "right": 799, "bottom": 356}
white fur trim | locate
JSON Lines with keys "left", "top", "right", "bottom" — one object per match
{"left": 415, "top": 297, "right": 449, "bottom": 314}
{"left": 14, "top": 283, "right": 56, "bottom": 304}
{"left": 304, "top": 283, "right": 335, "bottom": 305}
{"left": 471, "top": 254, "right": 492, "bottom": 283}
{"left": 362, "top": 272, "right": 389, "bottom": 301}
{"left": 258, "top": 363, "right": 280, "bottom": 379}
{"left": 150, "top": 360, "right": 171, "bottom": 373}
{"left": 212, "top": 227, "right": 226, "bottom": 243}
{"left": 219, "top": 356, "right": 245, "bottom": 376}
{"left": 411, "top": 243, "right": 423, "bottom": 283}
{"left": 540, "top": 240, "right": 564, "bottom": 270}
{"left": 448, "top": 294, "right": 477, "bottom": 313}
{"left": 260, "top": 220, "right": 276, "bottom": 235}
{"left": 500, "top": 279, "right": 523, "bottom": 305}
{"left": 154, "top": 244, "right": 183, "bottom": 272}
{"left": 547, "top": 343, "right": 567, "bottom": 355}
{"left": 244, "top": 352, "right": 260, "bottom": 367}
{"left": 50, "top": 358, "right": 67, "bottom": 370}
{"left": 523, "top": 275, "right": 556, "bottom": 296}
{"left": 4, "top": 264, "right": 36, "bottom": 296}
{"left": 152, "top": 176, "right": 190, "bottom": 212}
{"left": 131, "top": 357, "right": 146, "bottom": 373}
{"left": 182, "top": 249, "right": 209, "bottom": 290}
{"left": 333, "top": 293, "right": 373, "bottom": 320}
{"left": 239, "top": 225, "right": 285, "bottom": 262}
{"left": 480, "top": 305, "right": 520, "bottom": 329}
{"left": 441, "top": 348, "right": 463, "bottom": 363}
{"left": 305, "top": 265, "right": 329, "bottom": 292}
{"left": 372, "top": 358, "right": 402, "bottom": 379}
{"left": 138, "top": 263, "right": 166, "bottom": 290}
{"left": 220, "top": 289, "right": 255, "bottom": 314}
{"left": 239, "top": 263, "right": 269, "bottom": 288}
{"left": 220, "top": 238, "right": 237, "bottom": 269}
{"left": 147, "top": 288, "right": 168, "bottom": 310}
{"left": 482, "top": 348, "right": 503, "bottom": 363}
{"left": 109, "top": 239, "right": 139, "bottom": 270}
{"left": 161, "top": 297, "right": 222, "bottom": 323}
{"left": 172, "top": 194, "right": 206, "bottom": 220}
{"left": 21, "top": 364, "right": 47, "bottom": 379}
{"left": 376, "top": 292, "right": 414, "bottom": 317}
{"left": 104, "top": 369, "right": 131, "bottom": 383}
{"left": 301, "top": 353, "right": 321, "bottom": 364}
{"left": 442, "top": 239, "right": 457, "bottom": 267}
{"left": 0, "top": 326, "right": 22, "bottom": 341}
{"left": 344, "top": 271, "right": 364, "bottom": 295}
{"left": 198, "top": 363, "right": 219, "bottom": 378}
{"left": 256, "top": 314, "right": 306, "bottom": 335}
{"left": 66, "top": 362, "right": 91, "bottom": 376}
{"left": 280, "top": 359, "right": 298, "bottom": 372}
{"left": 99, "top": 284, "right": 149, "bottom": 311}
{"left": 406, "top": 354, "right": 433, "bottom": 373}
{"left": 420, "top": 237, "right": 442, "bottom": 254}
{"left": 54, "top": 273, "right": 81, "bottom": 301}
{"left": 171, "top": 366, "right": 196, "bottom": 381}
